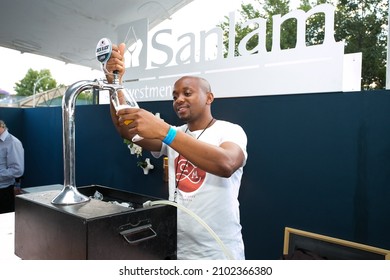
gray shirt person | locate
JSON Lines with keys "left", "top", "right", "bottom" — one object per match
{"left": 0, "top": 120, "right": 24, "bottom": 213}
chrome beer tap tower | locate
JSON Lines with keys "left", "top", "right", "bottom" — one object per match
{"left": 51, "top": 38, "right": 124, "bottom": 205}
{"left": 51, "top": 79, "right": 122, "bottom": 205}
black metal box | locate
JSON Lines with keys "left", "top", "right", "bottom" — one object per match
{"left": 14, "top": 185, "right": 176, "bottom": 260}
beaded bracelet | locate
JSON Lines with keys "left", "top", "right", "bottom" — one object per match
{"left": 162, "top": 126, "right": 177, "bottom": 145}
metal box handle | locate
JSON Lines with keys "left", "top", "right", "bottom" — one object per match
{"left": 119, "top": 223, "right": 157, "bottom": 244}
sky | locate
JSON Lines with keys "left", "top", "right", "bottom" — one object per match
{"left": 0, "top": 0, "right": 301, "bottom": 95}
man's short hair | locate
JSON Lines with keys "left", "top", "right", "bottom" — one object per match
{"left": 0, "top": 120, "right": 6, "bottom": 129}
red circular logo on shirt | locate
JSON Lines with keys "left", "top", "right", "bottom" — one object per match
{"left": 175, "top": 155, "right": 206, "bottom": 192}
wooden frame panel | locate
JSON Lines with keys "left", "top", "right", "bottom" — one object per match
{"left": 283, "top": 227, "right": 390, "bottom": 260}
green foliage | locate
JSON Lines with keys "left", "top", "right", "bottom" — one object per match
{"left": 14, "top": 68, "right": 57, "bottom": 96}
{"left": 78, "top": 90, "right": 93, "bottom": 102}
{"left": 219, "top": 0, "right": 388, "bottom": 90}
{"left": 335, "top": 0, "right": 388, "bottom": 89}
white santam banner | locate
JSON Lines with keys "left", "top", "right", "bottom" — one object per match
{"left": 118, "top": 4, "right": 361, "bottom": 102}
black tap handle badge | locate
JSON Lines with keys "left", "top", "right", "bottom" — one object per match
{"left": 96, "top": 38, "right": 112, "bottom": 64}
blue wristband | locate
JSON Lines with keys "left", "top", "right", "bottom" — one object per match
{"left": 162, "top": 126, "right": 177, "bottom": 145}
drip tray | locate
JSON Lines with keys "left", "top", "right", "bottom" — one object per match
{"left": 14, "top": 184, "right": 177, "bottom": 260}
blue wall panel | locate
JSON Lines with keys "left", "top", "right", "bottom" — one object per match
{"left": 2, "top": 90, "right": 390, "bottom": 259}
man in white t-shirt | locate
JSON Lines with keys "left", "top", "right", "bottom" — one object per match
{"left": 107, "top": 43, "right": 248, "bottom": 260}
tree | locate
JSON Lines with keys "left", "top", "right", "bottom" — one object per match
{"left": 14, "top": 68, "right": 57, "bottom": 96}
{"left": 219, "top": 0, "right": 388, "bottom": 90}
{"left": 334, "top": 0, "right": 388, "bottom": 89}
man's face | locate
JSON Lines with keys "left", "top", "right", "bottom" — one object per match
{"left": 172, "top": 77, "right": 209, "bottom": 122}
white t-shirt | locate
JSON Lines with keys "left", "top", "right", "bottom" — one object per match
{"left": 152, "top": 120, "right": 248, "bottom": 260}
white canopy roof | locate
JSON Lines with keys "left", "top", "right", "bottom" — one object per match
{"left": 0, "top": 0, "right": 192, "bottom": 70}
